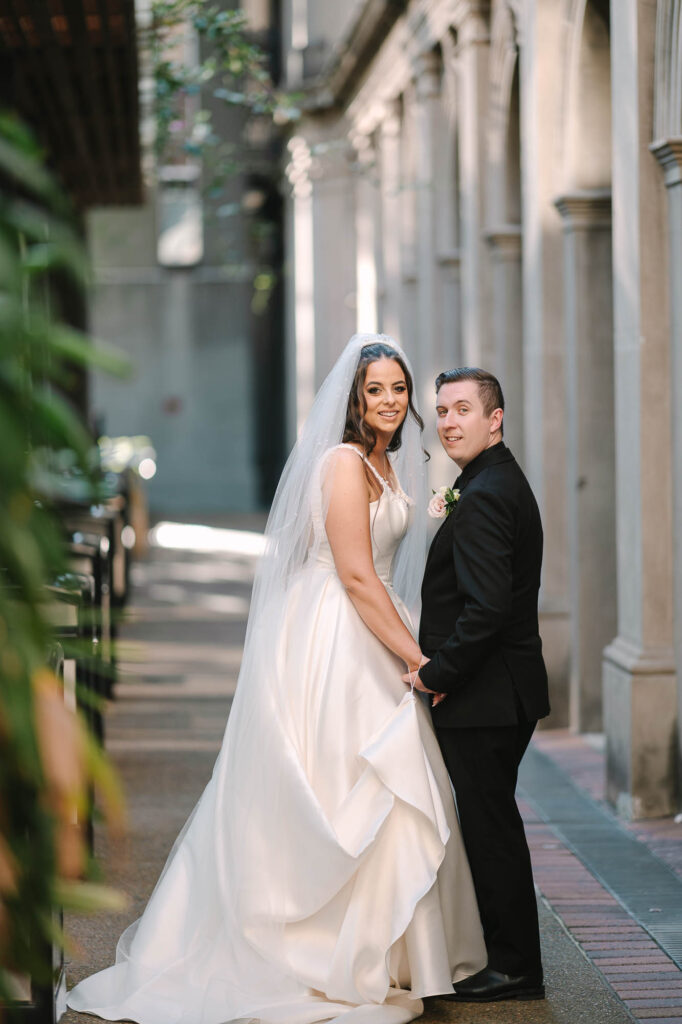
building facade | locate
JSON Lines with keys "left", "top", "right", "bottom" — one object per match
{"left": 280, "top": 0, "right": 682, "bottom": 819}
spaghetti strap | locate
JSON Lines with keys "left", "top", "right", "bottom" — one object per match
{"left": 335, "top": 443, "right": 388, "bottom": 489}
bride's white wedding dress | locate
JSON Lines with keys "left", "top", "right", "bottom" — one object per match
{"left": 68, "top": 445, "right": 486, "bottom": 1024}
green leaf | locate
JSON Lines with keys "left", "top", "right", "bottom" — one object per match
{"left": 31, "top": 390, "right": 92, "bottom": 455}
{"left": 47, "top": 325, "right": 132, "bottom": 378}
{"left": 0, "top": 119, "right": 67, "bottom": 214}
{"left": 54, "top": 880, "right": 129, "bottom": 915}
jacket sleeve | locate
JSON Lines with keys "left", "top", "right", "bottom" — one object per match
{"left": 419, "top": 486, "right": 514, "bottom": 694}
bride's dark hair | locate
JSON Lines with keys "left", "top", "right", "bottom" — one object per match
{"left": 342, "top": 342, "right": 424, "bottom": 454}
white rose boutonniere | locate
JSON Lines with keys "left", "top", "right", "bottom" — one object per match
{"left": 427, "top": 485, "right": 461, "bottom": 519}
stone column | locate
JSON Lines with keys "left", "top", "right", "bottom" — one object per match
{"left": 555, "top": 192, "right": 616, "bottom": 734}
{"left": 308, "top": 129, "right": 357, "bottom": 383}
{"left": 399, "top": 85, "right": 419, "bottom": 377}
{"left": 284, "top": 125, "right": 357, "bottom": 438}
{"left": 414, "top": 50, "right": 452, "bottom": 487}
{"left": 378, "top": 100, "right": 403, "bottom": 341}
{"left": 284, "top": 134, "right": 316, "bottom": 444}
{"left": 354, "top": 132, "right": 380, "bottom": 334}
{"left": 439, "top": 32, "right": 463, "bottom": 372}
{"left": 603, "top": 0, "right": 676, "bottom": 819}
{"left": 485, "top": 226, "right": 523, "bottom": 458}
{"left": 456, "top": 2, "right": 493, "bottom": 367}
{"left": 438, "top": 250, "right": 462, "bottom": 370}
{"left": 651, "top": 138, "right": 682, "bottom": 795}
{"left": 518, "top": 0, "right": 570, "bottom": 726}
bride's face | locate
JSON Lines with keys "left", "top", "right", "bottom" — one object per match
{"left": 361, "top": 358, "right": 409, "bottom": 440}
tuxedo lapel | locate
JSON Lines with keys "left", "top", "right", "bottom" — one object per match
{"left": 425, "top": 507, "right": 454, "bottom": 571}
{"left": 423, "top": 443, "right": 513, "bottom": 577}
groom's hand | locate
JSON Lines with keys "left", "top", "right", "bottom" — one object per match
{"left": 402, "top": 659, "right": 447, "bottom": 705}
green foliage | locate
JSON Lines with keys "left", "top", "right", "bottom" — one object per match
{"left": 147, "top": 1, "right": 298, "bottom": 170}
{"left": 0, "top": 111, "right": 126, "bottom": 997}
{"left": 146, "top": 1, "right": 298, "bottom": 314}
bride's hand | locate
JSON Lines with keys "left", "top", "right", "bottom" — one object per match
{"left": 401, "top": 658, "right": 447, "bottom": 706}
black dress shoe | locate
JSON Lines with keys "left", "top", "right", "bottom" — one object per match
{"left": 441, "top": 966, "right": 545, "bottom": 1002}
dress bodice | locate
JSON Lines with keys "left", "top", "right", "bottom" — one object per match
{"left": 313, "top": 445, "right": 413, "bottom": 586}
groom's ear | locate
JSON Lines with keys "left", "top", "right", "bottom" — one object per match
{"left": 490, "top": 407, "right": 504, "bottom": 434}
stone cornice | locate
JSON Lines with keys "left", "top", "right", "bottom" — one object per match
{"left": 406, "top": 3, "right": 450, "bottom": 58}
{"left": 344, "top": 21, "right": 413, "bottom": 138}
{"left": 297, "top": 0, "right": 408, "bottom": 114}
{"left": 414, "top": 50, "right": 442, "bottom": 99}
{"left": 450, "top": 0, "right": 491, "bottom": 43}
{"left": 300, "top": 0, "right": 486, "bottom": 123}
{"left": 449, "top": 0, "right": 491, "bottom": 30}
{"left": 378, "top": 98, "right": 402, "bottom": 138}
{"left": 650, "top": 138, "right": 682, "bottom": 188}
{"left": 437, "top": 247, "right": 462, "bottom": 266}
{"left": 554, "top": 189, "right": 612, "bottom": 229}
{"left": 346, "top": 0, "right": 454, "bottom": 137}
{"left": 484, "top": 223, "right": 522, "bottom": 256}
{"left": 603, "top": 636, "right": 676, "bottom": 677}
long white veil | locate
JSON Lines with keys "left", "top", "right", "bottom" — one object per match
{"left": 245, "top": 332, "right": 428, "bottom": 650}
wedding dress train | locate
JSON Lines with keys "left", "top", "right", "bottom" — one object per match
{"left": 67, "top": 446, "right": 486, "bottom": 1024}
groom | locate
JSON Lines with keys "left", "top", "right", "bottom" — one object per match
{"left": 406, "top": 367, "right": 550, "bottom": 1002}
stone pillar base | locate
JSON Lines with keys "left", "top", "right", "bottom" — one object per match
{"left": 539, "top": 604, "right": 571, "bottom": 728}
{"left": 603, "top": 637, "right": 677, "bottom": 819}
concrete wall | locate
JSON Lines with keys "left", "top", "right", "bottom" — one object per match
{"left": 87, "top": 203, "right": 259, "bottom": 515}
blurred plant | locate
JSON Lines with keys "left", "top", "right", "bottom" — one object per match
{"left": 0, "top": 112, "right": 128, "bottom": 999}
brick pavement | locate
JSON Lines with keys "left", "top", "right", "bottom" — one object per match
{"left": 533, "top": 729, "right": 682, "bottom": 880}
{"left": 526, "top": 729, "right": 682, "bottom": 1022}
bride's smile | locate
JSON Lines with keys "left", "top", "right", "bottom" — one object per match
{"left": 362, "top": 358, "right": 409, "bottom": 440}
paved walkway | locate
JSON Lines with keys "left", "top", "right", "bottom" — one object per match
{"left": 64, "top": 520, "right": 682, "bottom": 1024}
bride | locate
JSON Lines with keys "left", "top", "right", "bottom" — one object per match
{"left": 67, "top": 334, "right": 486, "bottom": 1024}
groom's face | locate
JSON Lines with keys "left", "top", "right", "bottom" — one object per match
{"left": 436, "top": 380, "right": 501, "bottom": 468}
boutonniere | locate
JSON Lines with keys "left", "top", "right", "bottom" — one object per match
{"left": 428, "top": 485, "right": 461, "bottom": 519}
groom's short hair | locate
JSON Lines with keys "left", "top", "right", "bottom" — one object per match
{"left": 435, "top": 367, "right": 505, "bottom": 420}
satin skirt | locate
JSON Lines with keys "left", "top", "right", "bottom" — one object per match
{"left": 67, "top": 567, "right": 486, "bottom": 1024}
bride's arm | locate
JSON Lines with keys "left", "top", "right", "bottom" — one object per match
{"left": 323, "top": 449, "right": 423, "bottom": 674}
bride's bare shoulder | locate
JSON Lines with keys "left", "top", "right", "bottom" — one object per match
{"left": 322, "top": 444, "right": 381, "bottom": 505}
{"left": 323, "top": 443, "right": 365, "bottom": 468}
{"left": 320, "top": 444, "right": 369, "bottom": 493}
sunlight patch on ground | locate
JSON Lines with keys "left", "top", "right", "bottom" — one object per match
{"left": 148, "top": 583, "right": 187, "bottom": 603}
{"left": 150, "top": 521, "right": 266, "bottom": 558}
{"left": 146, "top": 584, "right": 250, "bottom": 615}
{"left": 131, "top": 560, "right": 256, "bottom": 585}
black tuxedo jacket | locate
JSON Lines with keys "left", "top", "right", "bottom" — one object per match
{"left": 419, "top": 442, "right": 550, "bottom": 728}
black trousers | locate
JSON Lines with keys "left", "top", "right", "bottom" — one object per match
{"left": 435, "top": 717, "right": 542, "bottom": 978}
